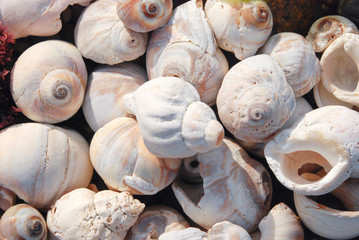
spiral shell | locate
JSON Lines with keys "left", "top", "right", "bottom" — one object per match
{"left": 75, "top": 0, "right": 148, "bottom": 65}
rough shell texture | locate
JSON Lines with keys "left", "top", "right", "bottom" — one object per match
{"left": 10, "top": 40, "right": 87, "bottom": 124}
{"left": 217, "top": 54, "right": 295, "bottom": 143}
{"left": 0, "top": 122, "right": 93, "bottom": 210}
{"left": 47, "top": 189, "right": 145, "bottom": 240}
{"left": 172, "top": 138, "right": 272, "bottom": 232}
{"left": 205, "top": 0, "right": 273, "bottom": 60}
{"left": 82, "top": 62, "right": 147, "bottom": 132}
{"left": 158, "top": 227, "right": 208, "bottom": 240}
{"left": 123, "top": 77, "right": 224, "bottom": 158}
{"left": 208, "top": 221, "right": 251, "bottom": 240}
{"left": 146, "top": 0, "right": 228, "bottom": 106}
{"left": 90, "top": 117, "right": 181, "bottom": 195}
{"left": 75, "top": 0, "right": 148, "bottom": 65}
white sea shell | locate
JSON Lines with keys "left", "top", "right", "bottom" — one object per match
{"left": 146, "top": 0, "right": 228, "bottom": 106}
{"left": 82, "top": 62, "right": 147, "bottom": 132}
{"left": 208, "top": 221, "right": 252, "bottom": 240}
{"left": 123, "top": 77, "right": 224, "bottom": 158}
{"left": 10, "top": 40, "right": 87, "bottom": 124}
{"left": 331, "top": 178, "right": 359, "bottom": 211}
{"left": 75, "top": 0, "right": 148, "bottom": 65}
{"left": 0, "top": 186, "right": 17, "bottom": 211}
{"left": 158, "top": 227, "right": 208, "bottom": 240}
{"left": 205, "top": 0, "right": 273, "bottom": 60}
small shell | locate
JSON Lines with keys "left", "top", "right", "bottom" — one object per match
{"left": 116, "top": 0, "right": 173, "bottom": 32}
{"left": 0, "top": 186, "right": 17, "bottom": 212}
{"left": 306, "top": 15, "right": 359, "bottom": 53}
{"left": 158, "top": 227, "right": 208, "bottom": 240}
{"left": 208, "top": 221, "right": 251, "bottom": 240}
{"left": 217, "top": 54, "right": 296, "bottom": 143}
{"left": 82, "top": 62, "right": 147, "bottom": 132}
{"left": 205, "top": 0, "right": 273, "bottom": 60}
{"left": 123, "top": 77, "right": 224, "bottom": 158}
{"left": 10, "top": 40, "right": 87, "bottom": 124}
{"left": 90, "top": 117, "right": 181, "bottom": 195}
{"left": 75, "top": 0, "right": 148, "bottom": 65}
{"left": 0, "top": 204, "right": 47, "bottom": 240}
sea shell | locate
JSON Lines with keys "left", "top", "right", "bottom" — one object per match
{"left": 123, "top": 77, "right": 224, "bottom": 158}
{"left": 47, "top": 188, "right": 145, "bottom": 240}
{"left": 205, "top": 0, "right": 273, "bottom": 60}
{"left": 331, "top": 178, "right": 359, "bottom": 211}
{"left": 208, "top": 221, "right": 251, "bottom": 240}
{"left": 172, "top": 138, "right": 272, "bottom": 232}
{"left": 82, "top": 62, "right": 147, "bottom": 132}
{"left": 116, "top": 0, "right": 173, "bottom": 32}
{"left": 0, "top": 204, "right": 47, "bottom": 240}
{"left": 0, "top": 186, "right": 17, "bottom": 211}
{"left": 158, "top": 227, "right": 208, "bottom": 240}
{"left": 264, "top": 105, "right": 359, "bottom": 196}
{"left": 90, "top": 117, "right": 181, "bottom": 195}
{"left": 146, "top": 0, "right": 228, "bottom": 106}
{"left": 0, "top": 122, "right": 93, "bottom": 210}
{"left": 216, "top": 54, "right": 296, "bottom": 143}
{"left": 75, "top": 0, "right": 148, "bottom": 65}
{"left": 10, "top": 40, "right": 87, "bottom": 124}
{"left": 0, "top": 0, "right": 93, "bottom": 39}
{"left": 306, "top": 15, "right": 359, "bottom": 53}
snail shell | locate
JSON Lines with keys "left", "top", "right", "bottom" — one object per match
{"left": 116, "top": 0, "right": 173, "bottom": 32}
{"left": 10, "top": 40, "right": 87, "bottom": 124}
{"left": 208, "top": 221, "right": 251, "bottom": 240}
{"left": 0, "top": 204, "right": 47, "bottom": 240}
{"left": 158, "top": 227, "right": 208, "bottom": 240}
{"left": 75, "top": 0, "right": 148, "bottom": 65}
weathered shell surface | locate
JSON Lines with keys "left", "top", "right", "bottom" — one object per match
{"left": 82, "top": 62, "right": 147, "bottom": 132}
{"left": 90, "top": 117, "right": 181, "bottom": 195}
{"left": 10, "top": 40, "right": 87, "bottom": 124}
{"left": 158, "top": 227, "right": 208, "bottom": 240}
{"left": 205, "top": 0, "right": 273, "bottom": 60}
{"left": 146, "top": 0, "right": 228, "bottom": 106}
{"left": 75, "top": 0, "right": 148, "bottom": 65}
{"left": 208, "top": 221, "right": 251, "bottom": 240}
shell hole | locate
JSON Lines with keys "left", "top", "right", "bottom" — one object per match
{"left": 190, "top": 160, "right": 199, "bottom": 169}
{"left": 298, "top": 163, "right": 326, "bottom": 181}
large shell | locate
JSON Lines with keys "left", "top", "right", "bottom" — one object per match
{"left": 146, "top": 0, "right": 228, "bottom": 106}
{"left": 74, "top": 0, "right": 148, "bottom": 65}
{"left": 0, "top": 122, "right": 93, "bottom": 210}
{"left": 123, "top": 77, "right": 224, "bottom": 158}
{"left": 205, "top": 0, "right": 273, "bottom": 60}
{"left": 82, "top": 62, "right": 147, "bottom": 132}
{"left": 90, "top": 117, "right": 181, "bottom": 195}
{"left": 10, "top": 40, "right": 87, "bottom": 124}
{"left": 217, "top": 54, "right": 296, "bottom": 143}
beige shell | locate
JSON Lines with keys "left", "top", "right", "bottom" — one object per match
{"left": 10, "top": 40, "right": 87, "bottom": 124}
{"left": 90, "top": 117, "right": 181, "bottom": 195}
{"left": 258, "top": 32, "right": 321, "bottom": 97}
{"left": 172, "top": 138, "right": 272, "bottom": 232}
{"left": 217, "top": 54, "right": 296, "bottom": 143}
{"left": 123, "top": 77, "right": 224, "bottom": 158}
{"left": 205, "top": 0, "right": 273, "bottom": 60}
{"left": 158, "top": 227, "right": 208, "bottom": 240}
{"left": 146, "top": 0, "right": 228, "bottom": 106}
{"left": 0, "top": 204, "right": 47, "bottom": 240}
{"left": 0, "top": 0, "right": 92, "bottom": 39}
{"left": 0, "top": 122, "right": 93, "bottom": 210}
{"left": 116, "top": 0, "right": 172, "bottom": 32}
{"left": 208, "top": 221, "right": 251, "bottom": 240}
{"left": 75, "top": 0, "right": 148, "bottom": 65}
{"left": 82, "top": 62, "right": 147, "bottom": 132}
{"left": 0, "top": 186, "right": 17, "bottom": 211}
{"left": 47, "top": 188, "right": 145, "bottom": 240}
{"left": 306, "top": 15, "right": 359, "bottom": 53}
{"left": 331, "top": 178, "right": 359, "bottom": 211}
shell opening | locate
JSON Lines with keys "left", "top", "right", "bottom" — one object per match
{"left": 26, "top": 217, "right": 44, "bottom": 237}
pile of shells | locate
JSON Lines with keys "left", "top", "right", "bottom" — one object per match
{"left": 0, "top": 0, "right": 359, "bottom": 239}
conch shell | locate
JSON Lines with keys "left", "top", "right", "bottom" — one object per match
{"left": 123, "top": 77, "right": 224, "bottom": 158}
{"left": 10, "top": 40, "right": 87, "bottom": 124}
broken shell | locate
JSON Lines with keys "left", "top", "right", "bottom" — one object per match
{"left": 10, "top": 40, "right": 87, "bottom": 124}
{"left": 82, "top": 62, "right": 147, "bottom": 132}
{"left": 208, "top": 221, "right": 251, "bottom": 240}
{"left": 116, "top": 0, "right": 173, "bottom": 32}
{"left": 0, "top": 204, "right": 47, "bottom": 240}
{"left": 90, "top": 117, "right": 181, "bottom": 195}
{"left": 306, "top": 15, "right": 359, "bottom": 53}
{"left": 75, "top": 0, "right": 148, "bottom": 65}
{"left": 158, "top": 227, "right": 208, "bottom": 240}
{"left": 146, "top": 0, "right": 228, "bottom": 106}
{"left": 0, "top": 0, "right": 93, "bottom": 39}
{"left": 0, "top": 122, "right": 93, "bottom": 210}
{"left": 217, "top": 54, "right": 296, "bottom": 143}
{"left": 258, "top": 32, "right": 321, "bottom": 97}
{"left": 0, "top": 186, "right": 17, "bottom": 212}
{"left": 264, "top": 105, "right": 359, "bottom": 196}
{"left": 125, "top": 205, "right": 189, "bottom": 239}
{"left": 47, "top": 188, "right": 145, "bottom": 240}
{"left": 205, "top": 0, "right": 273, "bottom": 60}
{"left": 172, "top": 138, "right": 272, "bottom": 232}
{"left": 123, "top": 77, "right": 224, "bottom": 158}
